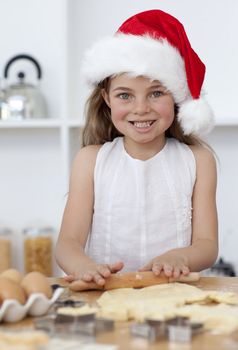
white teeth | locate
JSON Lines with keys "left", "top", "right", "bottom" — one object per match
{"left": 133, "top": 121, "right": 153, "bottom": 128}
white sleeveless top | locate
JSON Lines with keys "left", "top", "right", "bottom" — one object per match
{"left": 85, "top": 137, "right": 196, "bottom": 272}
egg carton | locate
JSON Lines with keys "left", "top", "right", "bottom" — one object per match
{"left": 0, "top": 287, "right": 64, "bottom": 323}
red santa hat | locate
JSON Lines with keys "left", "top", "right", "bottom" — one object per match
{"left": 81, "top": 9, "right": 214, "bottom": 135}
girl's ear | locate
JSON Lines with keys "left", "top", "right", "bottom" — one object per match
{"left": 101, "top": 89, "right": 111, "bottom": 108}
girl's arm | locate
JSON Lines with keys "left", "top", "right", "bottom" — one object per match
{"left": 55, "top": 145, "right": 123, "bottom": 284}
{"left": 184, "top": 144, "right": 218, "bottom": 270}
{"left": 140, "top": 145, "right": 218, "bottom": 277}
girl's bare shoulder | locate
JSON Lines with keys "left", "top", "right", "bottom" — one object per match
{"left": 76, "top": 144, "right": 102, "bottom": 159}
{"left": 188, "top": 144, "right": 216, "bottom": 170}
{"left": 72, "top": 144, "right": 102, "bottom": 173}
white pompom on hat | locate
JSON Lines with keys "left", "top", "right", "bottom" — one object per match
{"left": 80, "top": 9, "right": 214, "bottom": 136}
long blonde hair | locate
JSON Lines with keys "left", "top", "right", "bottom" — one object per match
{"left": 82, "top": 78, "right": 206, "bottom": 148}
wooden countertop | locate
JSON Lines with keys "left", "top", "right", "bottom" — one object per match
{"left": 2, "top": 277, "right": 238, "bottom": 349}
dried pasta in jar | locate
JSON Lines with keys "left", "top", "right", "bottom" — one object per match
{"left": 23, "top": 227, "right": 54, "bottom": 276}
{"left": 0, "top": 228, "right": 12, "bottom": 272}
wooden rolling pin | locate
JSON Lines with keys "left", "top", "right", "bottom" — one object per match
{"left": 69, "top": 271, "right": 200, "bottom": 291}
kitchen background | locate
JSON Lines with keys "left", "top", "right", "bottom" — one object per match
{"left": 0, "top": 0, "right": 238, "bottom": 276}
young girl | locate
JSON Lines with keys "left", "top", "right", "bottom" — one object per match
{"left": 55, "top": 9, "right": 218, "bottom": 286}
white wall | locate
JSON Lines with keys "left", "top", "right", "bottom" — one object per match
{"left": 0, "top": 0, "right": 68, "bottom": 119}
{"left": 1, "top": 0, "right": 238, "bottom": 273}
{"left": 206, "top": 127, "right": 238, "bottom": 270}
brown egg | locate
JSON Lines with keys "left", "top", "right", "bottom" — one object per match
{"left": 0, "top": 276, "right": 26, "bottom": 304}
{"left": 21, "top": 271, "right": 52, "bottom": 299}
{"left": 1, "top": 268, "right": 24, "bottom": 283}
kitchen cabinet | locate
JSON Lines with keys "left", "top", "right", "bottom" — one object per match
{"left": 0, "top": 0, "right": 82, "bottom": 274}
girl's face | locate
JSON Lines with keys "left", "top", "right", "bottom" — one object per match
{"left": 102, "top": 74, "right": 175, "bottom": 153}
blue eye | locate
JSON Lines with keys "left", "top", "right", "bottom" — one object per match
{"left": 152, "top": 91, "right": 163, "bottom": 98}
{"left": 118, "top": 93, "right": 130, "bottom": 100}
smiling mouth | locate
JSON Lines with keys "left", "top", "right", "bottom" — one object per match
{"left": 129, "top": 120, "right": 155, "bottom": 128}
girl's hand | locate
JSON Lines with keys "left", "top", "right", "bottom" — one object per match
{"left": 64, "top": 261, "right": 124, "bottom": 285}
{"left": 139, "top": 253, "right": 190, "bottom": 278}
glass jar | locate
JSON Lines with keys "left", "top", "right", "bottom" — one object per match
{"left": 0, "top": 227, "right": 12, "bottom": 272}
{"left": 23, "top": 226, "right": 54, "bottom": 276}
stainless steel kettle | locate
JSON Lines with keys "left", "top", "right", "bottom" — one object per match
{"left": 0, "top": 54, "right": 47, "bottom": 120}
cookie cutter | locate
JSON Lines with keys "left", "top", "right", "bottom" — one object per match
{"left": 54, "top": 299, "right": 86, "bottom": 308}
{"left": 35, "top": 312, "right": 114, "bottom": 337}
{"left": 167, "top": 317, "right": 203, "bottom": 343}
{"left": 130, "top": 316, "right": 203, "bottom": 343}
{"left": 130, "top": 321, "right": 164, "bottom": 342}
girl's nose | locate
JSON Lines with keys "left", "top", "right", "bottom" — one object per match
{"left": 133, "top": 97, "right": 150, "bottom": 116}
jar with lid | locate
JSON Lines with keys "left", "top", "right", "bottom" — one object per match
{"left": 23, "top": 226, "right": 54, "bottom": 276}
{"left": 0, "top": 227, "right": 12, "bottom": 272}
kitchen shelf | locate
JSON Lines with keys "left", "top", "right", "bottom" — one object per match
{"left": 1, "top": 119, "right": 238, "bottom": 128}
{"left": 215, "top": 118, "right": 238, "bottom": 126}
{"left": 66, "top": 119, "right": 83, "bottom": 128}
{"left": 0, "top": 119, "right": 83, "bottom": 129}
